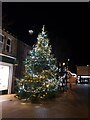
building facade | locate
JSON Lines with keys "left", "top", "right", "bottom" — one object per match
{"left": 0, "top": 28, "right": 31, "bottom": 94}
{"left": 77, "top": 65, "right": 90, "bottom": 84}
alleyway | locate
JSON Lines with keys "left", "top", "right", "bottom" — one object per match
{"left": 0, "top": 84, "right": 89, "bottom": 118}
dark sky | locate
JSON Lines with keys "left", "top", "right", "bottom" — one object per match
{"left": 2, "top": 2, "right": 90, "bottom": 67}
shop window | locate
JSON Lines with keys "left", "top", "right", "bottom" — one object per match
{"left": 0, "top": 64, "right": 9, "bottom": 91}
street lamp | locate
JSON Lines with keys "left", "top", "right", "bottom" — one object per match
{"left": 28, "top": 29, "right": 34, "bottom": 80}
{"left": 29, "top": 30, "right": 34, "bottom": 35}
{"left": 63, "top": 62, "right": 65, "bottom": 66}
{"left": 65, "top": 58, "right": 70, "bottom": 87}
{"left": 67, "top": 58, "right": 70, "bottom": 70}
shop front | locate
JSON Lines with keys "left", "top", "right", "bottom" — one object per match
{"left": 0, "top": 54, "right": 16, "bottom": 94}
{"left": 77, "top": 65, "right": 90, "bottom": 84}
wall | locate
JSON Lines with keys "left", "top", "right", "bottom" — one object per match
{"left": 0, "top": 28, "right": 32, "bottom": 93}
{"left": 77, "top": 66, "right": 90, "bottom": 76}
{"left": 0, "top": 28, "right": 17, "bottom": 58}
{"left": 15, "top": 40, "right": 32, "bottom": 78}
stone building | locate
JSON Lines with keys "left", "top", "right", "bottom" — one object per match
{"left": 0, "top": 27, "right": 31, "bottom": 94}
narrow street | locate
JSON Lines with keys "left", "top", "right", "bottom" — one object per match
{"left": 0, "top": 84, "right": 89, "bottom": 118}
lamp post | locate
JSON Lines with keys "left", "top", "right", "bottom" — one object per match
{"left": 65, "top": 58, "right": 70, "bottom": 87}
{"left": 67, "top": 58, "right": 70, "bottom": 70}
{"left": 29, "top": 29, "right": 34, "bottom": 80}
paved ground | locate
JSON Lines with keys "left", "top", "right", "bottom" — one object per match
{"left": 0, "top": 84, "right": 90, "bottom": 118}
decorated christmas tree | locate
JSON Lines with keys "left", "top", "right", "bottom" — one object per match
{"left": 15, "top": 25, "right": 60, "bottom": 102}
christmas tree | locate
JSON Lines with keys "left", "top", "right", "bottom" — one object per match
{"left": 15, "top": 25, "right": 60, "bottom": 102}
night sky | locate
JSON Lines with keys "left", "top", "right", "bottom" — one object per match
{"left": 2, "top": 2, "right": 90, "bottom": 71}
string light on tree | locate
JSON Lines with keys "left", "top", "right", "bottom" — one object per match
{"left": 15, "top": 25, "right": 61, "bottom": 102}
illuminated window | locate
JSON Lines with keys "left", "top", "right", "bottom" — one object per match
{"left": 5, "top": 38, "right": 11, "bottom": 53}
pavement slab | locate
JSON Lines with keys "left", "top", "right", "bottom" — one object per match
{"left": 0, "top": 84, "right": 89, "bottom": 118}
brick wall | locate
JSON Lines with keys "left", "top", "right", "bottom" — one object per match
{"left": 77, "top": 66, "right": 90, "bottom": 76}
{"left": 15, "top": 40, "right": 31, "bottom": 78}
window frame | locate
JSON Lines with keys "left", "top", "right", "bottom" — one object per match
{"left": 0, "top": 33, "right": 4, "bottom": 50}
{"left": 5, "top": 37, "right": 12, "bottom": 53}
